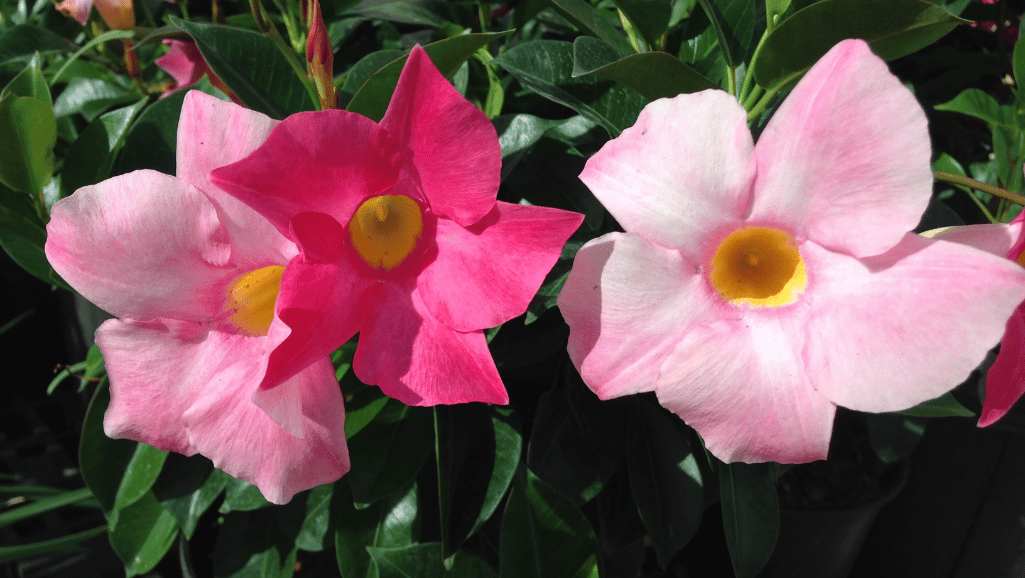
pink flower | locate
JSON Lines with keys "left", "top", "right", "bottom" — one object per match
{"left": 45, "top": 91, "right": 349, "bottom": 504}
{"left": 929, "top": 215, "right": 1025, "bottom": 426}
{"left": 210, "top": 46, "right": 583, "bottom": 406}
{"left": 557, "top": 39, "right": 1025, "bottom": 464}
{"left": 156, "top": 39, "right": 240, "bottom": 104}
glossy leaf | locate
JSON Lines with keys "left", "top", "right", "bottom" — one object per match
{"left": 334, "top": 480, "right": 419, "bottom": 578}
{"left": 347, "top": 32, "right": 513, "bottom": 122}
{"left": 52, "top": 78, "right": 140, "bottom": 122}
{"left": 719, "top": 462, "right": 779, "bottom": 578}
{"left": 435, "top": 405, "right": 521, "bottom": 555}
{"left": 352, "top": 3, "right": 446, "bottom": 27}
{"left": 79, "top": 381, "right": 141, "bottom": 516}
{"left": 498, "top": 469, "right": 602, "bottom": 578}
{"left": 525, "top": 237, "right": 584, "bottom": 324}
{"left": 108, "top": 491, "right": 179, "bottom": 577}
{"left": 296, "top": 483, "right": 334, "bottom": 552}
{"left": 109, "top": 443, "right": 169, "bottom": 530}
{"left": 344, "top": 385, "right": 390, "bottom": 439}
{"left": 613, "top": 0, "right": 672, "bottom": 49}
{"left": 753, "top": 0, "right": 964, "bottom": 92}
{"left": 61, "top": 98, "right": 147, "bottom": 199}
{"left": 0, "top": 93, "right": 55, "bottom": 196}
{"left": 213, "top": 500, "right": 305, "bottom": 578}
{"left": 548, "top": 0, "right": 635, "bottom": 56}
{"left": 0, "top": 525, "right": 108, "bottom": 563}
{"left": 935, "top": 88, "right": 1014, "bottom": 128}
{"left": 347, "top": 400, "right": 433, "bottom": 504}
{"left": 2, "top": 55, "right": 52, "bottom": 105}
{"left": 627, "top": 402, "right": 703, "bottom": 568}
{"left": 368, "top": 543, "right": 497, "bottom": 578}
{"left": 493, "top": 40, "right": 647, "bottom": 136}
{"left": 0, "top": 25, "right": 77, "bottom": 66}
{"left": 220, "top": 477, "right": 273, "bottom": 513}
{"left": 338, "top": 50, "right": 405, "bottom": 109}
{"left": 866, "top": 413, "right": 927, "bottom": 464}
{"left": 172, "top": 17, "right": 314, "bottom": 119}
{"left": 0, "top": 184, "right": 64, "bottom": 287}
{"left": 572, "top": 36, "right": 717, "bottom": 101}
{"left": 152, "top": 453, "right": 228, "bottom": 539}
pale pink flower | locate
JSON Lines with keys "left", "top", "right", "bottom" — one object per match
{"left": 210, "top": 46, "right": 583, "bottom": 406}
{"left": 156, "top": 39, "right": 239, "bottom": 104}
{"left": 557, "top": 39, "right": 1025, "bottom": 463}
{"left": 45, "top": 91, "right": 349, "bottom": 504}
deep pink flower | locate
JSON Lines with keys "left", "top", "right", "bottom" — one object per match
{"left": 557, "top": 40, "right": 1025, "bottom": 463}
{"left": 931, "top": 215, "right": 1025, "bottom": 426}
{"left": 211, "top": 46, "right": 583, "bottom": 406}
{"left": 45, "top": 91, "right": 349, "bottom": 504}
{"left": 156, "top": 39, "right": 240, "bottom": 104}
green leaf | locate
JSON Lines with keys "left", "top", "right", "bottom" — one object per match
{"left": 572, "top": 36, "right": 717, "bottom": 100}
{"left": 368, "top": 543, "right": 498, "bottom": 578}
{"left": 334, "top": 479, "right": 419, "bottom": 578}
{"left": 0, "top": 487, "right": 96, "bottom": 528}
{"left": 348, "top": 401, "right": 433, "bottom": 504}
{"left": 524, "top": 237, "right": 584, "bottom": 324}
{"left": 221, "top": 477, "right": 273, "bottom": 513}
{"left": 900, "top": 392, "right": 975, "bottom": 417}
{"left": 866, "top": 413, "right": 927, "bottom": 464}
{"left": 753, "top": 0, "right": 964, "bottom": 92}
{"left": 719, "top": 462, "right": 779, "bottom": 578}
{"left": 548, "top": 0, "right": 636, "bottom": 56}
{"left": 172, "top": 17, "right": 314, "bottom": 119}
{"left": 79, "top": 382, "right": 140, "bottom": 516}
{"left": 213, "top": 501, "right": 305, "bottom": 578}
{"left": 0, "top": 25, "right": 78, "bottom": 66}
{"left": 152, "top": 453, "right": 228, "bottom": 539}
{"left": 107, "top": 491, "right": 179, "bottom": 577}
{"left": 0, "top": 92, "right": 55, "bottom": 196}
{"left": 435, "top": 405, "right": 521, "bottom": 555}
{"left": 498, "top": 469, "right": 602, "bottom": 578}
{"left": 345, "top": 385, "right": 390, "bottom": 439}
{"left": 347, "top": 32, "right": 513, "bottom": 122}
{"left": 338, "top": 49, "right": 406, "bottom": 109}
{"left": 0, "top": 525, "right": 107, "bottom": 563}
{"left": 935, "top": 88, "right": 1015, "bottom": 128}
{"left": 493, "top": 40, "right": 647, "bottom": 137}
{"left": 2, "top": 54, "right": 52, "bottom": 106}
{"left": 696, "top": 0, "right": 735, "bottom": 67}
{"left": 52, "top": 78, "right": 140, "bottom": 122}
{"left": 626, "top": 402, "right": 703, "bottom": 568}
{"left": 352, "top": 2, "right": 446, "bottom": 26}
{"left": 61, "top": 98, "right": 147, "bottom": 199}
{"left": 765, "top": 0, "right": 791, "bottom": 27}
{"left": 613, "top": 0, "right": 673, "bottom": 49}
{"left": 108, "top": 443, "right": 169, "bottom": 531}
{"left": 0, "top": 184, "right": 63, "bottom": 287}
{"left": 296, "top": 483, "right": 334, "bottom": 552}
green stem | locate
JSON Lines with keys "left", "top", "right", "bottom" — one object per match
{"left": 726, "top": 64, "right": 737, "bottom": 97}
{"left": 0, "top": 488, "right": 97, "bottom": 529}
{"left": 0, "top": 525, "right": 108, "bottom": 564}
{"left": 741, "top": 84, "right": 763, "bottom": 111}
{"left": 934, "top": 170, "right": 1025, "bottom": 209}
{"left": 739, "top": 30, "right": 769, "bottom": 105}
{"left": 50, "top": 30, "right": 135, "bottom": 84}
{"left": 250, "top": 0, "right": 319, "bottom": 110}
{"left": 746, "top": 86, "right": 779, "bottom": 122}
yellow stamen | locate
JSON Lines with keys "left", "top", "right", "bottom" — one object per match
{"left": 348, "top": 195, "right": 423, "bottom": 270}
{"left": 225, "top": 265, "right": 285, "bottom": 335}
{"left": 709, "top": 227, "right": 807, "bottom": 307}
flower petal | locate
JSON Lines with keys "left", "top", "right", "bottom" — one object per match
{"left": 177, "top": 91, "right": 294, "bottom": 269}
{"left": 354, "top": 282, "right": 508, "bottom": 406}
{"left": 750, "top": 40, "right": 932, "bottom": 258}
{"left": 578, "top": 90, "right": 755, "bottom": 259}
{"left": 928, "top": 222, "right": 1021, "bottom": 257}
{"left": 557, "top": 232, "right": 719, "bottom": 400}
{"left": 379, "top": 45, "right": 501, "bottom": 226}
{"left": 417, "top": 202, "right": 583, "bottom": 331}
{"left": 980, "top": 304, "right": 1025, "bottom": 426}
{"left": 55, "top": 0, "right": 92, "bottom": 24}
{"left": 45, "top": 170, "right": 233, "bottom": 321}
{"left": 655, "top": 318, "right": 836, "bottom": 464}
{"left": 183, "top": 356, "right": 349, "bottom": 504}
{"left": 801, "top": 234, "right": 1025, "bottom": 412}
{"left": 156, "top": 39, "right": 206, "bottom": 90}
{"left": 210, "top": 110, "right": 397, "bottom": 239}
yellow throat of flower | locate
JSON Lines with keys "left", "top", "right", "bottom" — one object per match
{"left": 226, "top": 265, "right": 285, "bottom": 335}
{"left": 709, "top": 227, "right": 807, "bottom": 307}
{"left": 348, "top": 195, "right": 423, "bottom": 270}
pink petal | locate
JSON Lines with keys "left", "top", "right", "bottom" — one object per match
{"left": 750, "top": 40, "right": 932, "bottom": 258}
{"left": 45, "top": 170, "right": 233, "bottom": 321}
{"left": 210, "top": 110, "right": 397, "bottom": 239}
{"left": 928, "top": 222, "right": 1021, "bottom": 257}
{"left": 55, "top": 0, "right": 92, "bottom": 24}
{"left": 176, "top": 91, "right": 294, "bottom": 269}
{"left": 260, "top": 256, "right": 370, "bottom": 389}
{"left": 655, "top": 317, "right": 836, "bottom": 464}
{"left": 980, "top": 304, "right": 1025, "bottom": 426}
{"left": 354, "top": 282, "right": 508, "bottom": 406}
{"left": 557, "top": 232, "right": 720, "bottom": 400}
{"left": 578, "top": 89, "right": 755, "bottom": 260}
{"left": 156, "top": 40, "right": 206, "bottom": 90}
{"left": 379, "top": 45, "right": 501, "bottom": 227}
{"left": 183, "top": 356, "right": 349, "bottom": 505}
{"left": 417, "top": 202, "right": 583, "bottom": 332}
{"left": 801, "top": 234, "right": 1025, "bottom": 412}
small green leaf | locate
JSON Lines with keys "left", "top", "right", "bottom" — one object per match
{"left": 220, "top": 477, "right": 273, "bottom": 513}
{"left": 152, "top": 453, "right": 228, "bottom": 539}
{"left": 52, "top": 78, "right": 139, "bottom": 122}
{"left": 296, "top": 483, "right": 333, "bottom": 552}
{"left": 344, "top": 385, "right": 390, "bottom": 439}
{"left": 548, "top": 0, "right": 636, "bottom": 56}
{"left": 900, "top": 392, "right": 974, "bottom": 418}
{"left": 107, "top": 491, "right": 179, "bottom": 577}
{"left": 0, "top": 92, "right": 55, "bottom": 196}
{"left": 936, "top": 88, "right": 1015, "bottom": 128}
{"left": 613, "top": 0, "right": 673, "bottom": 49}
{"left": 79, "top": 382, "right": 140, "bottom": 516}
{"left": 719, "top": 462, "right": 779, "bottom": 578}
{"left": 61, "top": 98, "right": 148, "bottom": 199}
{"left": 213, "top": 501, "right": 305, "bottom": 578}
{"left": 108, "top": 443, "right": 169, "bottom": 531}
{"left": 572, "top": 36, "right": 717, "bottom": 100}
{"left": 0, "top": 184, "right": 63, "bottom": 287}
{"left": 2, "top": 54, "right": 52, "bottom": 106}
{"left": 334, "top": 479, "right": 419, "bottom": 578}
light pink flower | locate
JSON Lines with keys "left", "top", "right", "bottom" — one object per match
{"left": 156, "top": 39, "right": 239, "bottom": 104}
{"left": 557, "top": 39, "right": 1025, "bottom": 463}
{"left": 210, "top": 45, "right": 583, "bottom": 406}
{"left": 45, "top": 91, "right": 349, "bottom": 504}
{"left": 930, "top": 215, "right": 1025, "bottom": 426}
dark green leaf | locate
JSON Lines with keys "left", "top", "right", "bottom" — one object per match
{"left": 901, "top": 392, "right": 975, "bottom": 417}
{"left": 108, "top": 443, "right": 169, "bottom": 530}
{"left": 524, "top": 237, "right": 584, "bottom": 324}
{"left": 347, "top": 32, "right": 513, "bottom": 122}
{"left": 754, "top": 0, "right": 964, "bottom": 92}
{"left": 435, "top": 405, "right": 521, "bottom": 555}
{"left": 368, "top": 543, "right": 498, "bottom": 578}
{"left": 0, "top": 92, "right": 55, "bottom": 195}
{"left": 344, "top": 385, "right": 390, "bottom": 439}
{"left": 992, "top": 124, "right": 1025, "bottom": 191}
{"left": 626, "top": 402, "right": 703, "bottom": 568}
{"left": 0, "top": 487, "right": 95, "bottom": 528}
{"left": 172, "top": 17, "right": 314, "bottom": 119}
{"left": 548, "top": 0, "right": 636, "bottom": 56}
{"left": 347, "top": 401, "right": 433, "bottom": 504}
{"left": 213, "top": 501, "right": 305, "bottom": 578}
{"left": 61, "top": 98, "right": 147, "bottom": 199}
{"left": 0, "top": 25, "right": 78, "bottom": 66}
{"left": 52, "top": 78, "right": 139, "bottom": 122}
{"left": 613, "top": 0, "right": 672, "bottom": 49}
{"left": 338, "top": 50, "right": 406, "bottom": 109}
{"left": 572, "top": 36, "right": 717, "bottom": 101}
{"left": 866, "top": 413, "right": 927, "bottom": 464}
{"left": 221, "top": 477, "right": 273, "bottom": 513}
{"left": 296, "top": 483, "right": 334, "bottom": 552}
{"left": 719, "top": 462, "right": 778, "bottom": 578}
{"left": 0, "top": 525, "right": 107, "bottom": 563}
{"left": 334, "top": 479, "right": 418, "bottom": 578}
{"left": 79, "top": 382, "right": 140, "bottom": 516}
{"left": 352, "top": 3, "right": 446, "bottom": 27}
{"left": 935, "top": 88, "right": 1015, "bottom": 127}
{"left": 108, "top": 491, "right": 179, "bottom": 577}
{"left": 2, "top": 54, "right": 52, "bottom": 105}
{"left": 0, "top": 184, "right": 63, "bottom": 287}
{"left": 152, "top": 453, "right": 228, "bottom": 539}
{"left": 494, "top": 40, "right": 647, "bottom": 137}
{"left": 498, "top": 469, "right": 602, "bottom": 578}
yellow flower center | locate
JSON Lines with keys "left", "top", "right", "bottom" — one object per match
{"left": 348, "top": 195, "right": 423, "bottom": 270}
{"left": 709, "top": 227, "right": 807, "bottom": 307}
{"left": 225, "top": 265, "right": 285, "bottom": 335}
